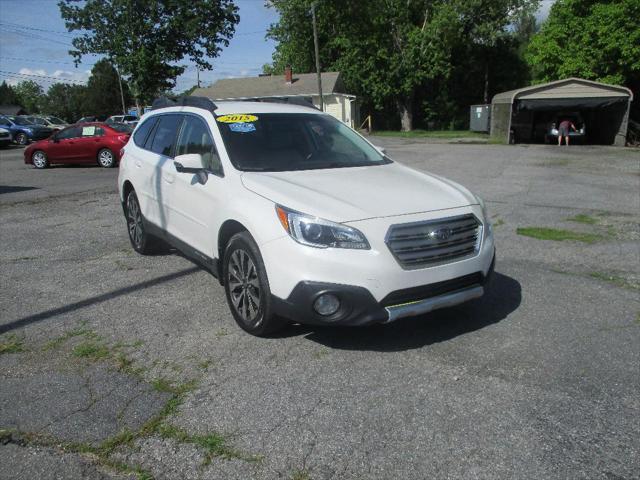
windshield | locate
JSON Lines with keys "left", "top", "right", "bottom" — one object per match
{"left": 29, "top": 117, "right": 47, "bottom": 125}
{"left": 109, "top": 123, "right": 133, "bottom": 133}
{"left": 10, "top": 116, "right": 34, "bottom": 126}
{"left": 216, "top": 113, "right": 391, "bottom": 172}
{"left": 47, "top": 116, "right": 65, "bottom": 124}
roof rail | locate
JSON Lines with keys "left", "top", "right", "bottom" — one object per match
{"left": 151, "top": 96, "right": 218, "bottom": 112}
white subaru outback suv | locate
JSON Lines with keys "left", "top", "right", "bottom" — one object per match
{"left": 118, "top": 97, "right": 495, "bottom": 336}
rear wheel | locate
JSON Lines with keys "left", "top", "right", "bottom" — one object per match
{"left": 15, "top": 133, "right": 28, "bottom": 145}
{"left": 125, "top": 190, "right": 162, "bottom": 254}
{"left": 32, "top": 151, "right": 49, "bottom": 169}
{"left": 98, "top": 148, "right": 115, "bottom": 168}
{"left": 223, "top": 232, "right": 286, "bottom": 336}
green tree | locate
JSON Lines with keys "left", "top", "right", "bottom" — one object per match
{"left": 59, "top": 0, "right": 240, "bottom": 111}
{"left": 0, "top": 81, "right": 19, "bottom": 106}
{"left": 83, "top": 59, "right": 132, "bottom": 118}
{"left": 13, "top": 81, "right": 45, "bottom": 114}
{"left": 526, "top": 0, "right": 640, "bottom": 86}
{"left": 268, "top": 0, "right": 462, "bottom": 131}
{"left": 266, "top": 0, "right": 538, "bottom": 131}
{"left": 43, "top": 83, "right": 88, "bottom": 122}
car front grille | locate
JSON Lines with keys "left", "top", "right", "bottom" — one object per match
{"left": 385, "top": 214, "right": 482, "bottom": 269}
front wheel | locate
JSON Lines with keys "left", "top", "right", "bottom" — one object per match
{"left": 223, "top": 232, "right": 286, "bottom": 336}
{"left": 32, "top": 150, "right": 49, "bottom": 169}
{"left": 98, "top": 148, "right": 116, "bottom": 168}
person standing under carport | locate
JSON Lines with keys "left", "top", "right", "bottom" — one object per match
{"left": 558, "top": 119, "right": 576, "bottom": 146}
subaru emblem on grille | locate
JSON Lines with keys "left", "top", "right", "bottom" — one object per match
{"left": 429, "top": 227, "right": 452, "bottom": 241}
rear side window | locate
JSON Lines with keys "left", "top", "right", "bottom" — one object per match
{"left": 133, "top": 117, "right": 158, "bottom": 147}
{"left": 57, "top": 126, "right": 82, "bottom": 140}
{"left": 148, "top": 115, "right": 182, "bottom": 157}
{"left": 175, "top": 115, "right": 222, "bottom": 175}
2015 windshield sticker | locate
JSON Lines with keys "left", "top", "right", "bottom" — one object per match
{"left": 216, "top": 114, "right": 258, "bottom": 123}
{"left": 229, "top": 122, "right": 256, "bottom": 133}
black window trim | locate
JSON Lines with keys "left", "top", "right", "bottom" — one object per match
{"left": 175, "top": 112, "right": 224, "bottom": 178}
{"left": 133, "top": 116, "right": 159, "bottom": 149}
{"left": 141, "top": 113, "right": 182, "bottom": 158}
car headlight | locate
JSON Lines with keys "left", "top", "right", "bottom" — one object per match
{"left": 475, "top": 195, "right": 492, "bottom": 234}
{"left": 275, "top": 205, "right": 370, "bottom": 249}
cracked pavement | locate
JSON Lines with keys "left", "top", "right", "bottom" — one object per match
{"left": 1, "top": 141, "right": 639, "bottom": 479}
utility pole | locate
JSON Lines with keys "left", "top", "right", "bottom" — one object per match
{"left": 311, "top": 2, "right": 323, "bottom": 111}
{"left": 115, "top": 66, "right": 126, "bottom": 115}
{"left": 196, "top": 67, "right": 201, "bottom": 88}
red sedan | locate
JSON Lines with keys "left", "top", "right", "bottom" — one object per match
{"left": 24, "top": 122, "right": 132, "bottom": 169}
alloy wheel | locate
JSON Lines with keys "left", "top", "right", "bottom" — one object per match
{"left": 16, "top": 133, "right": 27, "bottom": 145}
{"left": 227, "top": 249, "right": 261, "bottom": 325}
{"left": 32, "top": 152, "right": 47, "bottom": 168}
{"left": 126, "top": 194, "right": 143, "bottom": 248}
{"left": 98, "top": 149, "right": 114, "bottom": 167}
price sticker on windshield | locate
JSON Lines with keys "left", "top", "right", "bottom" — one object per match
{"left": 216, "top": 114, "right": 258, "bottom": 123}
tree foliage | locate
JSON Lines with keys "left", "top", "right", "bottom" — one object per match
{"left": 83, "top": 59, "right": 132, "bottom": 118}
{"left": 266, "top": 0, "right": 538, "bottom": 130}
{"left": 0, "top": 81, "right": 20, "bottom": 106}
{"left": 58, "top": 0, "right": 240, "bottom": 107}
{"left": 41, "top": 83, "right": 88, "bottom": 122}
{"left": 13, "top": 81, "right": 45, "bottom": 114}
{"left": 526, "top": 0, "right": 640, "bottom": 86}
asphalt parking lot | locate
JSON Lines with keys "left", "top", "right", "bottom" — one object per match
{"left": 1, "top": 140, "right": 639, "bottom": 480}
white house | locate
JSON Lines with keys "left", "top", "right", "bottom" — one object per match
{"left": 191, "top": 68, "right": 358, "bottom": 127}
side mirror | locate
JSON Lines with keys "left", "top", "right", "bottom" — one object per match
{"left": 52, "top": 136, "right": 59, "bottom": 143}
{"left": 374, "top": 145, "right": 386, "bottom": 155}
{"left": 174, "top": 153, "right": 204, "bottom": 173}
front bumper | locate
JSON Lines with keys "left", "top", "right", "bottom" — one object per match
{"left": 272, "top": 254, "right": 495, "bottom": 326}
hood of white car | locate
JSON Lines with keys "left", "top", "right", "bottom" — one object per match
{"left": 241, "top": 162, "right": 477, "bottom": 223}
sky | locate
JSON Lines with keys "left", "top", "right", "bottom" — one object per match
{"left": 0, "top": 0, "right": 278, "bottom": 93}
{"left": 0, "top": 0, "right": 556, "bottom": 95}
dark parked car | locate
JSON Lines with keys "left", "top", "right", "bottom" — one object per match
{"left": 24, "top": 122, "right": 132, "bottom": 169}
{"left": 0, "top": 115, "right": 55, "bottom": 145}
{"left": 0, "top": 127, "right": 12, "bottom": 147}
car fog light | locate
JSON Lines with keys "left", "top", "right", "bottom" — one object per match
{"left": 313, "top": 293, "right": 340, "bottom": 316}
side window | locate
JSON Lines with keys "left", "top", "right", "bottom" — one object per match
{"left": 175, "top": 115, "right": 222, "bottom": 174}
{"left": 133, "top": 117, "right": 158, "bottom": 148}
{"left": 149, "top": 114, "right": 182, "bottom": 157}
{"left": 0, "top": 118, "right": 10, "bottom": 126}
{"left": 57, "top": 126, "right": 82, "bottom": 140}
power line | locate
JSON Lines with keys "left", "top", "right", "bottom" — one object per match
{"left": 0, "top": 25, "right": 74, "bottom": 47}
{"left": 0, "top": 21, "right": 76, "bottom": 37}
{"left": 0, "top": 56, "right": 96, "bottom": 66}
{"left": 0, "top": 70, "right": 88, "bottom": 85}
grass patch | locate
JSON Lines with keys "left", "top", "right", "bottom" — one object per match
{"left": 43, "top": 326, "right": 94, "bottom": 351}
{"left": 0, "top": 334, "right": 25, "bottom": 355}
{"left": 72, "top": 341, "right": 110, "bottom": 360}
{"left": 372, "top": 129, "right": 487, "bottom": 139}
{"left": 567, "top": 213, "right": 598, "bottom": 225}
{"left": 589, "top": 272, "right": 639, "bottom": 291}
{"left": 516, "top": 227, "right": 602, "bottom": 244}
{"left": 291, "top": 468, "right": 312, "bottom": 480}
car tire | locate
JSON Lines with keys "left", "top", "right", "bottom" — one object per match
{"left": 223, "top": 232, "right": 286, "bottom": 336}
{"left": 15, "top": 133, "right": 28, "bottom": 145}
{"left": 125, "top": 190, "right": 163, "bottom": 255}
{"left": 97, "top": 148, "right": 116, "bottom": 168}
{"left": 32, "top": 150, "right": 49, "bottom": 169}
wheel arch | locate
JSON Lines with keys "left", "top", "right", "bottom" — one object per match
{"left": 217, "top": 219, "right": 252, "bottom": 283}
{"left": 121, "top": 180, "right": 134, "bottom": 214}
